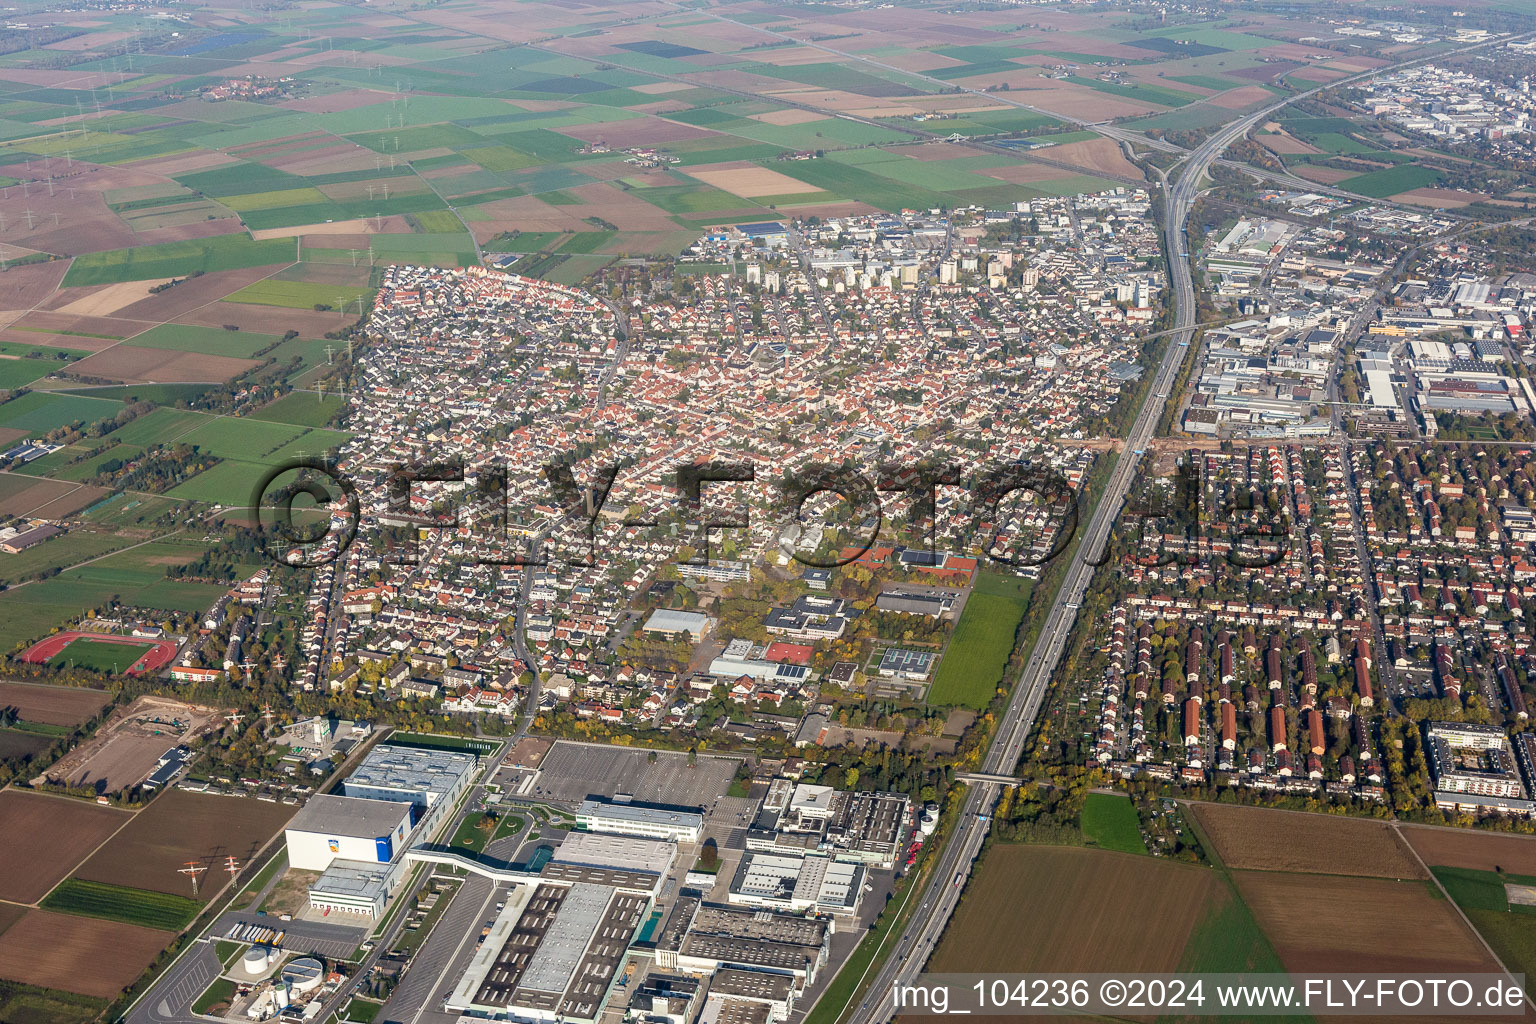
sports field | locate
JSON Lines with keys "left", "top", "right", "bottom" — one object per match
{"left": 48, "top": 637, "right": 159, "bottom": 673}
{"left": 23, "top": 632, "right": 178, "bottom": 676}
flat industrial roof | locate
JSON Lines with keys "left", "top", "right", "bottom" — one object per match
{"left": 578, "top": 798, "right": 702, "bottom": 829}
{"left": 287, "top": 792, "right": 413, "bottom": 839}
{"left": 552, "top": 832, "right": 675, "bottom": 877}
{"left": 519, "top": 882, "right": 610, "bottom": 994}
{"left": 311, "top": 860, "right": 391, "bottom": 899}
{"left": 344, "top": 743, "right": 477, "bottom": 804}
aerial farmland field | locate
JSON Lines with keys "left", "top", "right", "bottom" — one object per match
{"left": 0, "top": 681, "right": 110, "bottom": 727}
{"left": 0, "top": 790, "right": 129, "bottom": 904}
{"left": 1188, "top": 802, "right": 1427, "bottom": 879}
{"left": 40, "top": 878, "right": 201, "bottom": 931}
{"left": 1233, "top": 870, "right": 1497, "bottom": 975}
{"left": 1404, "top": 824, "right": 1536, "bottom": 875}
{"left": 74, "top": 788, "right": 298, "bottom": 902}
{"left": 61, "top": 236, "right": 297, "bottom": 287}
{"left": 929, "top": 845, "right": 1261, "bottom": 975}
{"left": 0, "top": 909, "right": 172, "bottom": 999}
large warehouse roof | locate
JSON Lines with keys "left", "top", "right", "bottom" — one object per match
{"left": 287, "top": 793, "right": 413, "bottom": 839}
{"left": 344, "top": 743, "right": 476, "bottom": 804}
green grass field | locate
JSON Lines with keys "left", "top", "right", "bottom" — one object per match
{"left": 451, "top": 813, "right": 498, "bottom": 853}
{"left": 0, "top": 986, "right": 105, "bottom": 1024}
{"left": 167, "top": 459, "right": 268, "bottom": 505}
{"left": 175, "top": 417, "right": 307, "bottom": 460}
{"left": 1176, "top": 879, "right": 1293, "bottom": 977}
{"left": 1432, "top": 867, "right": 1536, "bottom": 998}
{"left": 111, "top": 407, "right": 210, "bottom": 446}
{"left": 0, "top": 392, "right": 122, "bottom": 432}
{"left": 128, "top": 323, "right": 283, "bottom": 359}
{"left": 191, "top": 979, "right": 236, "bottom": 1015}
{"left": 1341, "top": 164, "right": 1443, "bottom": 197}
{"left": 928, "top": 589, "right": 1026, "bottom": 708}
{"left": 61, "top": 235, "right": 297, "bottom": 287}
{"left": 225, "top": 279, "right": 375, "bottom": 310}
{"left": 0, "top": 531, "right": 128, "bottom": 586}
{"left": 41, "top": 878, "right": 199, "bottom": 930}
{"left": 768, "top": 159, "right": 952, "bottom": 214}
{"left": 251, "top": 391, "right": 347, "bottom": 427}
{"left": 48, "top": 637, "right": 158, "bottom": 673}
{"left": 1080, "top": 793, "right": 1148, "bottom": 855}
{"left": 0, "top": 357, "right": 58, "bottom": 390}
{"left": 58, "top": 383, "right": 213, "bottom": 407}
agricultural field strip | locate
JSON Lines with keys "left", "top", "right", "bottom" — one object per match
{"left": 0, "top": 790, "right": 138, "bottom": 910}
{"left": 0, "top": 263, "right": 347, "bottom": 507}
{"left": 1395, "top": 820, "right": 1532, "bottom": 1001}
{"left": 29, "top": 260, "right": 303, "bottom": 372}
{"left": 0, "top": 526, "right": 191, "bottom": 601}
{"left": 0, "top": 474, "right": 93, "bottom": 520}
{"left": 509, "top": 38, "right": 1096, "bottom": 197}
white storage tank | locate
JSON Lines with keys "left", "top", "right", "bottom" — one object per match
{"left": 918, "top": 804, "right": 939, "bottom": 836}
{"left": 242, "top": 945, "right": 277, "bottom": 976}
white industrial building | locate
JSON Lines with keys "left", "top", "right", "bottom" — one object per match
{"left": 284, "top": 794, "right": 414, "bottom": 872}
{"left": 444, "top": 836, "right": 675, "bottom": 1023}
{"left": 641, "top": 609, "right": 711, "bottom": 639}
{"left": 282, "top": 742, "right": 480, "bottom": 919}
{"left": 576, "top": 797, "right": 703, "bottom": 842}
{"left": 727, "top": 852, "right": 865, "bottom": 916}
{"left": 308, "top": 862, "right": 396, "bottom": 918}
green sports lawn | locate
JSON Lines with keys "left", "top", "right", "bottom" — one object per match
{"left": 48, "top": 637, "right": 158, "bottom": 673}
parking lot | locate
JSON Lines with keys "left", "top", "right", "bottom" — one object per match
{"left": 214, "top": 911, "right": 366, "bottom": 960}
{"left": 527, "top": 741, "right": 739, "bottom": 810}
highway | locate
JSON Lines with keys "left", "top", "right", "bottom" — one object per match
{"left": 833, "top": 77, "right": 1319, "bottom": 1024}
{"left": 832, "top": 29, "right": 1532, "bottom": 1021}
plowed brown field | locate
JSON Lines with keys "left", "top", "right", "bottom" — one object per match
{"left": 1189, "top": 802, "right": 1426, "bottom": 878}
{"left": 0, "top": 789, "right": 129, "bottom": 903}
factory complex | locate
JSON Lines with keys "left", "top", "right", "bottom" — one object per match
{"left": 284, "top": 743, "right": 479, "bottom": 918}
